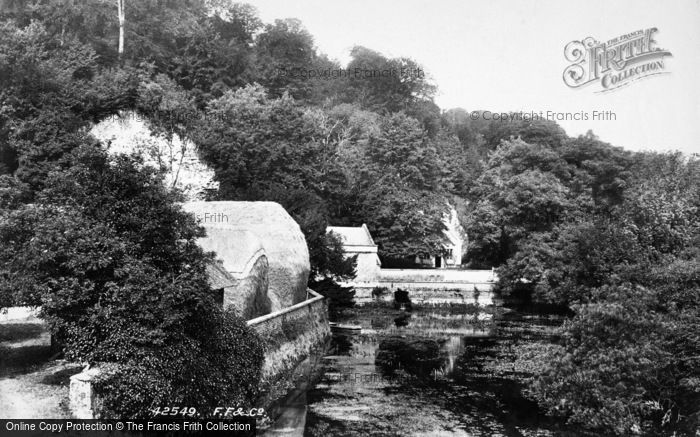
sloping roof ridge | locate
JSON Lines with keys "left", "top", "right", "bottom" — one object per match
{"left": 361, "top": 223, "right": 376, "bottom": 246}
{"left": 229, "top": 247, "right": 267, "bottom": 278}
{"left": 327, "top": 224, "right": 376, "bottom": 246}
{"left": 443, "top": 228, "right": 460, "bottom": 245}
{"left": 206, "top": 259, "right": 237, "bottom": 289}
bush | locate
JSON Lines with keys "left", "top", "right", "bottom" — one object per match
{"left": 309, "top": 277, "right": 355, "bottom": 318}
{"left": 371, "top": 286, "right": 389, "bottom": 299}
{"left": 393, "top": 288, "right": 412, "bottom": 310}
{"left": 527, "top": 284, "right": 699, "bottom": 435}
{"left": 95, "top": 309, "right": 264, "bottom": 419}
{"left": 0, "top": 147, "right": 265, "bottom": 417}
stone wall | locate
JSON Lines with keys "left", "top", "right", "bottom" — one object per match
{"left": 378, "top": 268, "right": 496, "bottom": 283}
{"left": 247, "top": 289, "right": 330, "bottom": 405}
{"left": 69, "top": 290, "right": 330, "bottom": 418}
{"left": 69, "top": 368, "right": 102, "bottom": 419}
{"left": 353, "top": 286, "right": 494, "bottom": 306}
{"left": 346, "top": 268, "right": 497, "bottom": 305}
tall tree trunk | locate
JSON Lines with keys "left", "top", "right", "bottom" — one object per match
{"left": 117, "top": 0, "right": 124, "bottom": 59}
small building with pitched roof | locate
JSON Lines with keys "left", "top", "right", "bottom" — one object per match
{"left": 327, "top": 223, "right": 381, "bottom": 282}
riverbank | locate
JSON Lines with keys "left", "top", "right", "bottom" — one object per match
{"left": 263, "top": 301, "right": 598, "bottom": 436}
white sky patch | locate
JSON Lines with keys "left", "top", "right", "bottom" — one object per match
{"left": 248, "top": 0, "right": 700, "bottom": 155}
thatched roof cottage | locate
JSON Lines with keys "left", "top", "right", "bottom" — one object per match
{"left": 183, "top": 201, "right": 310, "bottom": 315}
{"left": 201, "top": 230, "right": 271, "bottom": 319}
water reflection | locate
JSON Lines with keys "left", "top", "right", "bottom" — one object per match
{"left": 393, "top": 313, "right": 410, "bottom": 327}
{"left": 329, "top": 333, "right": 353, "bottom": 356}
{"left": 442, "top": 335, "right": 463, "bottom": 375}
{"left": 375, "top": 337, "right": 445, "bottom": 378}
{"left": 264, "top": 302, "right": 568, "bottom": 436}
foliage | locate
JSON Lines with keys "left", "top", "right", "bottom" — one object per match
{"left": 0, "top": 20, "right": 95, "bottom": 186}
{"left": 309, "top": 278, "right": 355, "bottom": 319}
{"left": 393, "top": 288, "right": 413, "bottom": 311}
{"left": 194, "top": 84, "right": 321, "bottom": 198}
{"left": 484, "top": 151, "right": 700, "bottom": 434}
{"left": 343, "top": 46, "right": 437, "bottom": 117}
{"left": 371, "top": 286, "right": 389, "bottom": 299}
{"left": 365, "top": 112, "right": 441, "bottom": 191}
{"left": 95, "top": 308, "right": 264, "bottom": 419}
{"left": 529, "top": 284, "right": 698, "bottom": 435}
{"left": 466, "top": 140, "right": 574, "bottom": 266}
{"left": 257, "top": 185, "right": 356, "bottom": 282}
{"left": 0, "top": 147, "right": 264, "bottom": 417}
{"left": 1, "top": 3, "right": 698, "bottom": 429}
{"left": 254, "top": 18, "right": 316, "bottom": 100}
{"left": 393, "top": 288, "right": 411, "bottom": 304}
{"left": 194, "top": 85, "right": 451, "bottom": 265}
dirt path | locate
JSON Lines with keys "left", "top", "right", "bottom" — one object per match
{"left": 0, "top": 308, "right": 81, "bottom": 419}
{"left": 0, "top": 366, "right": 73, "bottom": 419}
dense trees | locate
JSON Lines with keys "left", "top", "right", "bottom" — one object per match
{"left": 0, "top": 146, "right": 263, "bottom": 417}
{"left": 0, "top": 20, "right": 109, "bottom": 186}
{"left": 255, "top": 18, "right": 316, "bottom": 100}
{"left": 0, "top": 2, "right": 697, "bottom": 432}
{"left": 472, "top": 137, "right": 700, "bottom": 433}
{"left": 0, "top": 3, "right": 456, "bottom": 267}
{"left": 191, "top": 84, "right": 454, "bottom": 266}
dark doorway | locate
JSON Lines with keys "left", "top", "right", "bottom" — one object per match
{"left": 435, "top": 255, "right": 442, "bottom": 268}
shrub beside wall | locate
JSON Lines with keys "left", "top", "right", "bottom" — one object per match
{"left": 94, "top": 309, "right": 264, "bottom": 419}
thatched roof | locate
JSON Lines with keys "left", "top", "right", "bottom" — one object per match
{"left": 197, "top": 229, "right": 265, "bottom": 278}
{"left": 205, "top": 260, "right": 237, "bottom": 289}
{"left": 182, "top": 201, "right": 310, "bottom": 311}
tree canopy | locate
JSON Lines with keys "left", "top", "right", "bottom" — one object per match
{"left": 0, "top": 2, "right": 697, "bottom": 431}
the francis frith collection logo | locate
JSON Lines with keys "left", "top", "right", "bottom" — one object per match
{"left": 563, "top": 28, "right": 672, "bottom": 92}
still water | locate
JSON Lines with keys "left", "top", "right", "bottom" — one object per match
{"left": 263, "top": 301, "right": 578, "bottom": 437}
